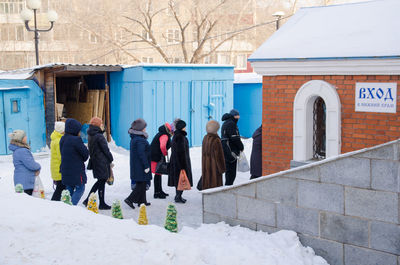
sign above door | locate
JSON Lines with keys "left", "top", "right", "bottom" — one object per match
{"left": 355, "top": 82, "right": 397, "bottom": 113}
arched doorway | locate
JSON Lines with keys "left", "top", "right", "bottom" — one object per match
{"left": 293, "top": 80, "right": 341, "bottom": 162}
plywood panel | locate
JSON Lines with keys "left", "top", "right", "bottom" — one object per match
{"left": 98, "top": 90, "right": 105, "bottom": 120}
{"left": 65, "top": 102, "right": 93, "bottom": 125}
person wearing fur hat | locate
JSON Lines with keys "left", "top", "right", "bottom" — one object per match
{"left": 50, "top": 121, "right": 66, "bottom": 201}
{"left": 60, "top": 118, "right": 89, "bottom": 205}
{"left": 83, "top": 117, "right": 114, "bottom": 209}
{"left": 124, "top": 118, "right": 152, "bottom": 209}
{"left": 201, "top": 120, "right": 226, "bottom": 190}
{"left": 9, "top": 130, "right": 41, "bottom": 195}
{"left": 221, "top": 109, "right": 244, "bottom": 185}
{"left": 150, "top": 123, "right": 172, "bottom": 199}
{"left": 168, "top": 119, "right": 193, "bottom": 203}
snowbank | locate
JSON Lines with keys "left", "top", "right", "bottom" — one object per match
{"left": 0, "top": 190, "right": 328, "bottom": 265}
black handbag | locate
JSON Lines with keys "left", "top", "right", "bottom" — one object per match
{"left": 155, "top": 156, "right": 169, "bottom": 175}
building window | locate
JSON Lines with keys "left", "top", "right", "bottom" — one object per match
{"left": 142, "top": 30, "right": 152, "bottom": 41}
{"left": 0, "top": 0, "right": 24, "bottom": 14}
{"left": 11, "top": 99, "right": 20, "bottom": 113}
{"left": 173, "top": 57, "right": 182, "bottom": 63}
{"left": 313, "top": 97, "right": 326, "bottom": 159}
{"left": 218, "top": 54, "right": 230, "bottom": 64}
{"left": 203, "top": 56, "right": 211, "bottom": 64}
{"left": 235, "top": 54, "right": 247, "bottom": 69}
{"left": 167, "top": 29, "right": 179, "bottom": 43}
{"left": 142, "top": 57, "right": 153, "bottom": 63}
{"left": 16, "top": 25, "right": 24, "bottom": 41}
{"left": 89, "top": 32, "right": 97, "bottom": 43}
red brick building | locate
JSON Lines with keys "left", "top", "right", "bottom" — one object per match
{"left": 249, "top": 0, "right": 400, "bottom": 175}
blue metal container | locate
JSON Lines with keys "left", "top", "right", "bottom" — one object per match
{"left": 0, "top": 79, "right": 46, "bottom": 154}
{"left": 110, "top": 64, "right": 234, "bottom": 148}
{"left": 234, "top": 73, "right": 262, "bottom": 138}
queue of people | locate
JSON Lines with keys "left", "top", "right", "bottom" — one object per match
{"left": 9, "top": 108, "right": 262, "bottom": 209}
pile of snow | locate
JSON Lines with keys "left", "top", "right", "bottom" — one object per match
{"left": 0, "top": 139, "right": 329, "bottom": 265}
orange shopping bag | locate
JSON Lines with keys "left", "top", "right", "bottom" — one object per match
{"left": 177, "top": 170, "right": 191, "bottom": 191}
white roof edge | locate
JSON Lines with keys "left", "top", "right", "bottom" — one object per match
{"left": 122, "top": 63, "right": 235, "bottom": 69}
{"left": 234, "top": 73, "right": 262, "bottom": 84}
{"left": 250, "top": 58, "right": 400, "bottom": 76}
{"left": 0, "top": 86, "right": 30, "bottom": 90}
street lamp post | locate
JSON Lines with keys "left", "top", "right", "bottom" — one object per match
{"left": 272, "top": 11, "right": 285, "bottom": 31}
{"left": 20, "top": 0, "right": 58, "bottom": 65}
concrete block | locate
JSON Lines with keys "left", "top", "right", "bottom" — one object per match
{"left": 345, "top": 187, "right": 398, "bottom": 223}
{"left": 276, "top": 204, "right": 319, "bottom": 236}
{"left": 232, "top": 183, "right": 256, "bottom": 197}
{"left": 285, "top": 167, "right": 319, "bottom": 181}
{"left": 298, "top": 180, "right": 344, "bottom": 214}
{"left": 256, "top": 224, "right": 281, "bottom": 234}
{"left": 256, "top": 177, "right": 297, "bottom": 205}
{"left": 203, "top": 192, "right": 236, "bottom": 219}
{"left": 203, "top": 212, "right": 220, "bottom": 224}
{"left": 237, "top": 196, "right": 276, "bottom": 226}
{"left": 370, "top": 221, "right": 400, "bottom": 255}
{"left": 320, "top": 212, "right": 369, "bottom": 247}
{"left": 344, "top": 245, "right": 398, "bottom": 265}
{"left": 356, "top": 144, "right": 398, "bottom": 160}
{"left": 221, "top": 216, "right": 257, "bottom": 230}
{"left": 320, "top": 157, "right": 370, "bottom": 188}
{"left": 299, "top": 234, "right": 344, "bottom": 265}
{"left": 371, "top": 160, "right": 399, "bottom": 193}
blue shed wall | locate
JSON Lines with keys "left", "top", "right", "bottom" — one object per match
{"left": 234, "top": 82, "right": 262, "bottom": 138}
{"left": 0, "top": 80, "right": 46, "bottom": 154}
{"left": 110, "top": 65, "right": 233, "bottom": 149}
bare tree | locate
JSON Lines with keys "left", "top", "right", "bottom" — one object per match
{"left": 122, "top": 0, "right": 242, "bottom": 64}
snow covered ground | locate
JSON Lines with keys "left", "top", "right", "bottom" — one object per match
{"left": 0, "top": 139, "right": 329, "bottom": 265}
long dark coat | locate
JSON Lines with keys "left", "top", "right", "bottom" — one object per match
{"left": 60, "top": 119, "right": 89, "bottom": 186}
{"left": 87, "top": 125, "right": 113, "bottom": 180}
{"left": 168, "top": 129, "right": 193, "bottom": 187}
{"left": 250, "top": 126, "right": 262, "bottom": 177}
{"left": 221, "top": 113, "right": 244, "bottom": 162}
{"left": 201, "top": 133, "right": 226, "bottom": 190}
{"left": 130, "top": 132, "right": 152, "bottom": 182}
{"left": 150, "top": 125, "right": 171, "bottom": 162}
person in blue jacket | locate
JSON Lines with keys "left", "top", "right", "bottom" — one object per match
{"left": 9, "top": 130, "right": 41, "bottom": 195}
{"left": 60, "top": 118, "right": 89, "bottom": 205}
{"left": 124, "top": 118, "right": 152, "bottom": 209}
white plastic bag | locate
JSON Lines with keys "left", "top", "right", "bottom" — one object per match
{"left": 237, "top": 152, "right": 250, "bottom": 172}
{"left": 32, "top": 176, "right": 45, "bottom": 199}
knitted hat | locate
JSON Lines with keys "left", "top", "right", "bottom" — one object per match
{"left": 54, "top": 121, "right": 65, "bottom": 134}
{"left": 89, "top": 117, "right": 103, "bottom": 127}
{"left": 206, "top": 120, "right": 220, "bottom": 134}
{"left": 230, "top": 109, "right": 240, "bottom": 117}
{"left": 175, "top": 120, "right": 186, "bottom": 131}
{"left": 9, "top": 130, "right": 26, "bottom": 142}
{"left": 131, "top": 118, "right": 147, "bottom": 131}
{"left": 165, "top": 123, "right": 172, "bottom": 135}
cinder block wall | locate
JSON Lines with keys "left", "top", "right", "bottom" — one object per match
{"left": 262, "top": 75, "right": 400, "bottom": 175}
{"left": 202, "top": 139, "right": 400, "bottom": 265}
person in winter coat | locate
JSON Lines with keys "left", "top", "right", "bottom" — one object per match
{"left": 168, "top": 120, "right": 193, "bottom": 203}
{"left": 150, "top": 123, "right": 172, "bottom": 199}
{"left": 60, "top": 118, "right": 89, "bottom": 205}
{"left": 250, "top": 125, "right": 262, "bottom": 179}
{"left": 221, "top": 109, "right": 244, "bottom": 185}
{"left": 201, "top": 120, "right": 226, "bottom": 190}
{"left": 9, "top": 130, "right": 41, "bottom": 195}
{"left": 124, "top": 118, "right": 152, "bottom": 209}
{"left": 83, "top": 117, "right": 114, "bottom": 209}
{"left": 50, "top": 122, "right": 65, "bottom": 201}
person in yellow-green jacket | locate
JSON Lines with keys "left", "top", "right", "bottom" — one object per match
{"left": 50, "top": 121, "right": 65, "bottom": 201}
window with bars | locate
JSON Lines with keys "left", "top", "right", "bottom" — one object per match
{"left": 313, "top": 97, "right": 326, "bottom": 159}
{"left": 0, "top": 0, "right": 24, "bottom": 14}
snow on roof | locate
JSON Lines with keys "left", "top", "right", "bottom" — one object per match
{"left": 234, "top": 72, "right": 262, "bottom": 84}
{"left": 122, "top": 63, "right": 234, "bottom": 68}
{"left": 249, "top": 0, "right": 400, "bottom": 61}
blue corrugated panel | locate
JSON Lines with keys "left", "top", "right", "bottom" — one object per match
{"left": 110, "top": 65, "right": 234, "bottom": 148}
{"left": 0, "top": 79, "right": 46, "bottom": 154}
{"left": 234, "top": 82, "right": 262, "bottom": 138}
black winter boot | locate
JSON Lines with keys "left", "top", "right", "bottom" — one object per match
{"left": 154, "top": 192, "right": 167, "bottom": 199}
{"left": 124, "top": 198, "right": 135, "bottom": 209}
{"left": 82, "top": 198, "right": 88, "bottom": 207}
{"left": 98, "top": 189, "right": 111, "bottom": 210}
{"left": 174, "top": 191, "right": 186, "bottom": 204}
